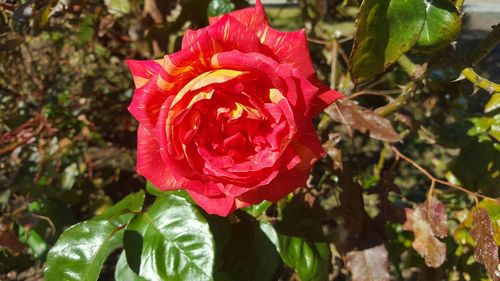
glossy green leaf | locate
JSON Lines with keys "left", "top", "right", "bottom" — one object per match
{"left": 350, "top": 0, "right": 426, "bottom": 80}
{"left": 275, "top": 201, "right": 331, "bottom": 281}
{"left": 222, "top": 220, "right": 280, "bottom": 281}
{"left": 95, "top": 190, "right": 145, "bottom": 226}
{"left": 208, "top": 0, "right": 235, "bottom": 17}
{"left": 115, "top": 251, "right": 147, "bottom": 281}
{"left": 243, "top": 200, "right": 272, "bottom": 217}
{"left": 45, "top": 220, "right": 122, "bottom": 281}
{"left": 415, "top": 0, "right": 462, "bottom": 53}
{"left": 124, "top": 194, "right": 215, "bottom": 281}
{"left": 485, "top": 93, "right": 500, "bottom": 113}
{"left": 145, "top": 181, "right": 195, "bottom": 203}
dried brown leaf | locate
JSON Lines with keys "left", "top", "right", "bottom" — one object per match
{"left": 421, "top": 196, "right": 448, "bottom": 238}
{"left": 345, "top": 244, "right": 390, "bottom": 281}
{"left": 0, "top": 223, "right": 25, "bottom": 256}
{"left": 404, "top": 196, "right": 448, "bottom": 268}
{"left": 470, "top": 208, "right": 500, "bottom": 281}
{"left": 324, "top": 99, "right": 401, "bottom": 142}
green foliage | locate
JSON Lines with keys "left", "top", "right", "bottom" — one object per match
{"left": 1, "top": 0, "right": 499, "bottom": 280}
{"left": 350, "top": 0, "right": 426, "bottom": 80}
{"left": 124, "top": 194, "right": 215, "bottom": 281}
{"left": 45, "top": 220, "right": 122, "bottom": 281}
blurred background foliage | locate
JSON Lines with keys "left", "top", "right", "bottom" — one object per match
{"left": 0, "top": 0, "right": 498, "bottom": 280}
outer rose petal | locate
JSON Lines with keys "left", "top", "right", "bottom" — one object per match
{"left": 187, "top": 190, "right": 237, "bottom": 216}
{"left": 137, "top": 125, "right": 178, "bottom": 190}
{"left": 309, "top": 77, "right": 344, "bottom": 116}
{"left": 128, "top": 75, "right": 168, "bottom": 132}
{"left": 259, "top": 28, "right": 315, "bottom": 77}
{"left": 126, "top": 59, "right": 163, "bottom": 88}
{"left": 209, "top": 0, "right": 268, "bottom": 32}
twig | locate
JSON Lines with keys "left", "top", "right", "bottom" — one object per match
{"left": 348, "top": 89, "right": 401, "bottom": 100}
{"left": 397, "top": 55, "right": 425, "bottom": 80}
{"left": 330, "top": 38, "right": 338, "bottom": 89}
{"left": 467, "top": 23, "right": 500, "bottom": 65}
{"left": 461, "top": 67, "right": 500, "bottom": 93}
{"left": 375, "top": 81, "right": 419, "bottom": 117}
{"left": 455, "top": 0, "right": 465, "bottom": 11}
{"left": 390, "top": 146, "right": 499, "bottom": 202}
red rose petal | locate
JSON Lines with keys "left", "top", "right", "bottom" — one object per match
{"left": 125, "top": 59, "right": 163, "bottom": 88}
{"left": 209, "top": 0, "right": 268, "bottom": 33}
{"left": 136, "top": 125, "right": 179, "bottom": 190}
{"left": 187, "top": 190, "right": 237, "bottom": 216}
{"left": 128, "top": 75, "right": 168, "bottom": 132}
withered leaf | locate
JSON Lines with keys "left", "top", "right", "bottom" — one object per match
{"left": 470, "top": 208, "right": 500, "bottom": 281}
{"left": 403, "top": 196, "right": 448, "bottom": 268}
{"left": 324, "top": 99, "right": 401, "bottom": 143}
{"left": 0, "top": 223, "right": 25, "bottom": 256}
{"left": 345, "top": 244, "right": 390, "bottom": 281}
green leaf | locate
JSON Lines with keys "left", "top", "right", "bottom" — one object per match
{"left": 115, "top": 251, "right": 147, "bottom": 281}
{"left": 77, "top": 17, "right": 95, "bottom": 46}
{"left": 124, "top": 194, "right": 215, "bottom": 281}
{"left": 415, "top": 0, "right": 462, "bottom": 53}
{"left": 275, "top": 200, "right": 331, "bottom": 281}
{"left": 208, "top": 0, "right": 235, "bottom": 17}
{"left": 45, "top": 220, "right": 122, "bottom": 281}
{"left": 95, "top": 190, "right": 145, "bottom": 226}
{"left": 243, "top": 200, "right": 272, "bottom": 217}
{"left": 145, "top": 181, "right": 195, "bottom": 203}
{"left": 104, "top": 0, "right": 131, "bottom": 16}
{"left": 485, "top": 93, "right": 500, "bottom": 113}
{"left": 350, "top": 0, "right": 426, "bottom": 80}
{"left": 18, "top": 228, "right": 47, "bottom": 258}
{"left": 222, "top": 220, "right": 280, "bottom": 281}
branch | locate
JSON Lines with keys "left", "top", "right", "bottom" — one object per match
{"left": 467, "top": 23, "right": 500, "bottom": 65}
{"left": 455, "top": 0, "right": 465, "bottom": 11}
{"left": 461, "top": 67, "right": 500, "bottom": 93}
{"left": 375, "top": 81, "right": 419, "bottom": 117}
{"left": 397, "top": 55, "right": 425, "bottom": 80}
{"left": 390, "top": 146, "right": 499, "bottom": 203}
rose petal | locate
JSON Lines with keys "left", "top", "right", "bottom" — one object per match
{"left": 259, "top": 28, "right": 315, "bottom": 77}
{"left": 136, "top": 125, "right": 178, "bottom": 190}
{"left": 126, "top": 59, "right": 163, "bottom": 88}
{"left": 187, "top": 190, "right": 237, "bottom": 216}
{"left": 209, "top": 0, "right": 268, "bottom": 32}
{"left": 128, "top": 75, "right": 168, "bottom": 132}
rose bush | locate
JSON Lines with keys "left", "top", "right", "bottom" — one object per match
{"left": 127, "top": 0, "right": 343, "bottom": 216}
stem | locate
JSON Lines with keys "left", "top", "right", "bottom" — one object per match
{"left": 397, "top": 55, "right": 424, "bottom": 79}
{"left": 330, "top": 38, "right": 338, "bottom": 89}
{"left": 455, "top": 0, "right": 465, "bottom": 11}
{"left": 461, "top": 67, "right": 500, "bottom": 93}
{"left": 390, "top": 146, "right": 499, "bottom": 202}
{"left": 467, "top": 23, "right": 500, "bottom": 65}
{"left": 375, "top": 81, "right": 418, "bottom": 117}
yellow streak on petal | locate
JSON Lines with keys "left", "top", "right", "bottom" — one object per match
{"left": 211, "top": 54, "right": 220, "bottom": 68}
{"left": 133, "top": 77, "right": 149, "bottom": 88}
{"left": 197, "top": 42, "right": 207, "bottom": 68}
{"left": 187, "top": 90, "right": 214, "bottom": 108}
{"left": 259, "top": 26, "right": 270, "bottom": 44}
{"left": 230, "top": 103, "right": 262, "bottom": 120}
{"left": 157, "top": 75, "right": 174, "bottom": 91}
{"left": 163, "top": 56, "right": 194, "bottom": 75}
{"left": 269, "top": 88, "right": 284, "bottom": 104}
{"left": 223, "top": 21, "right": 230, "bottom": 41}
{"left": 171, "top": 69, "right": 246, "bottom": 107}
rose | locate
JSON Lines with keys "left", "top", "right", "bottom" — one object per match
{"left": 126, "top": 0, "right": 343, "bottom": 216}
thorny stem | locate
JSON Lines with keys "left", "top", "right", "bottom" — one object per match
{"left": 390, "top": 146, "right": 499, "bottom": 203}
{"left": 330, "top": 38, "right": 338, "bottom": 89}
{"left": 461, "top": 67, "right": 500, "bottom": 93}
{"left": 397, "top": 55, "right": 424, "bottom": 80}
{"left": 375, "top": 81, "right": 419, "bottom": 117}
